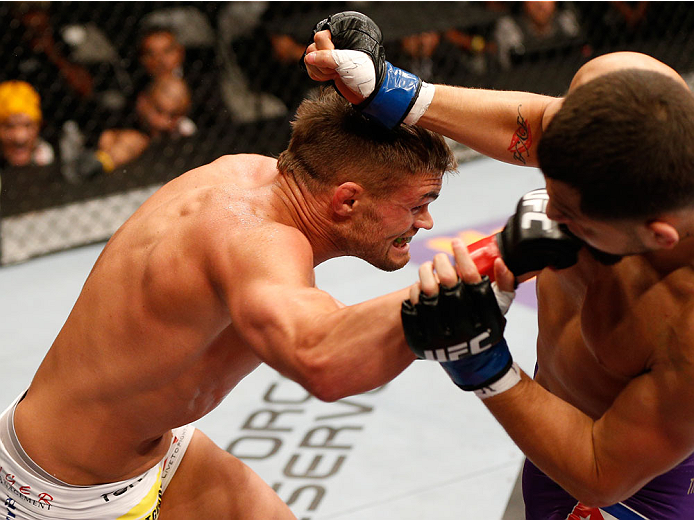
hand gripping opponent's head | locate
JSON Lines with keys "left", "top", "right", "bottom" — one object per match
{"left": 307, "top": 12, "right": 385, "bottom": 103}
{"left": 313, "top": 11, "right": 385, "bottom": 74}
{"left": 305, "top": 11, "right": 429, "bottom": 129}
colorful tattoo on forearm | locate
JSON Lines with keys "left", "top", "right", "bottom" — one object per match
{"left": 507, "top": 105, "right": 532, "bottom": 164}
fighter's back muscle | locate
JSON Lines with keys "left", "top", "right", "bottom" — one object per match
{"left": 20, "top": 155, "right": 304, "bottom": 481}
{"left": 62, "top": 154, "right": 280, "bottom": 391}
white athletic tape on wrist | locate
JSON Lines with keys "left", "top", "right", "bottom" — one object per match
{"left": 404, "top": 81, "right": 435, "bottom": 125}
{"left": 331, "top": 49, "right": 376, "bottom": 98}
{"left": 492, "top": 281, "right": 515, "bottom": 315}
{"left": 474, "top": 362, "right": 521, "bottom": 399}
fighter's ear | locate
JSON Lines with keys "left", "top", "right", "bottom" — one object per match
{"left": 645, "top": 219, "right": 680, "bottom": 250}
{"left": 331, "top": 182, "right": 365, "bottom": 217}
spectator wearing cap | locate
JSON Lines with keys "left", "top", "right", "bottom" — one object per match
{"left": 0, "top": 81, "right": 54, "bottom": 167}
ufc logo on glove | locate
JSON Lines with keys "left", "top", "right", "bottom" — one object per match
{"left": 519, "top": 189, "right": 553, "bottom": 232}
{"left": 424, "top": 330, "right": 493, "bottom": 362}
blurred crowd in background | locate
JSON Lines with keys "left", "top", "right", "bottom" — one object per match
{"left": 1, "top": 1, "right": 693, "bottom": 263}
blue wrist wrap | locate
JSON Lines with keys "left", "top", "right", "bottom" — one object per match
{"left": 440, "top": 338, "right": 513, "bottom": 391}
{"left": 360, "top": 62, "right": 421, "bottom": 129}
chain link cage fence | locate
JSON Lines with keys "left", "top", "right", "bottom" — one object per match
{"left": 1, "top": 1, "right": 693, "bottom": 265}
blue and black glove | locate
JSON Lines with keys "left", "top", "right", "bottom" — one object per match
{"left": 401, "top": 275, "right": 517, "bottom": 394}
{"left": 307, "top": 11, "right": 433, "bottom": 129}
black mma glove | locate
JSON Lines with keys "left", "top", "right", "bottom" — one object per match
{"left": 401, "top": 276, "right": 515, "bottom": 393}
{"left": 498, "top": 188, "right": 582, "bottom": 276}
{"left": 311, "top": 11, "right": 385, "bottom": 76}
{"left": 468, "top": 188, "right": 583, "bottom": 282}
{"left": 307, "top": 11, "right": 433, "bottom": 129}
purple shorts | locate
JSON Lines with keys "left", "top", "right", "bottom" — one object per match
{"left": 522, "top": 454, "right": 694, "bottom": 519}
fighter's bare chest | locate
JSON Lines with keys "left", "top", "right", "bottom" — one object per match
{"left": 535, "top": 262, "right": 657, "bottom": 415}
{"left": 579, "top": 283, "right": 654, "bottom": 375}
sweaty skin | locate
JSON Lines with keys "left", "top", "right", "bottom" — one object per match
{"left": 424, "top": 63, "right": 694, "bottom": 504}
{"left": 306, "top": 32, "right": 694, "bottom": 506}
{"left": 13, "top": 153, "right": 442, "bottom": 489}
{"left": 527, "top": 243, "right": 694, "bottom": 502}
{"left": 414, "top": 236, "right": 694, "bottom": 508}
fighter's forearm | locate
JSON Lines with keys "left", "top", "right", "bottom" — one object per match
{"left": 417, "top": 85, "right": 557, "bottom": 168}
{"left": 483, "top": 372, "right": 643, "bottom": 507}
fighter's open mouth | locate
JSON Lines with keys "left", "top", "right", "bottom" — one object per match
{"left": 393, "top": 236, "right": 413, "bottom": 248}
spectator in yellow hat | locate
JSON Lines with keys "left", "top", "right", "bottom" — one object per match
{"left": 0, "top": 81, "right": 54, "bottom": 167}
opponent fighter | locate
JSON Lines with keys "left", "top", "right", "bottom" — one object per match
{"left": 0, "top": 88, "right": 457, "bottom": 519}
{"left": 304, "top": 12, "right": 694, "bottom": 519}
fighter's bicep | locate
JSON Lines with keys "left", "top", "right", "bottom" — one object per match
{"left": 593, "top": 367, "right": 694, "bottom": 493}
{"left": 213, "top": 231, "right": 339, "bottom": 367}
{"left": 232, "top": 280, "right": 342, "bottom": 374}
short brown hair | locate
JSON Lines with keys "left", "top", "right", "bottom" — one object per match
{"left": 538, "top": 69, "right": 694, "bottom": 219}
{"left": 278, "top": 88, "right": 456, "bottom": 195}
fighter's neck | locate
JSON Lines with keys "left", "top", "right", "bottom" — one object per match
{"left": 643, "top": 234, "right": 694, "bottom": 272}
{"left": 270, "top": 174, "right": 343, "bottom": 265}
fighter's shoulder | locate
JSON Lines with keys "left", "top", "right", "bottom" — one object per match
{"left": 635, "top": 268, "right": 694, "bottom": 375}
{"left": 202, "top": 154, "right": 279, "bottom": 185}
{"left": 206, "top": 153, "right": 273, "bottom": 168}
{"left": 208, "top": 215, "right": 314, "bottom": 278}
{"left": 665, "top": 272, "right": 694, "bottom": 338}
{"left": 204, "top": 224, "right": 314, "bottom": 301}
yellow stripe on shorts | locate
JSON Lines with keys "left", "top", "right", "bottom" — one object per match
{"left": 116, "top": 468, "right": 162, "bottom": 520}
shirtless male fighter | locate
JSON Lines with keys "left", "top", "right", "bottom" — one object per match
{"left": 304, "top": 12, "right": 694, "bottom": 519}
{"left": 0, "top": 88, "right": 457, "bottom": 519}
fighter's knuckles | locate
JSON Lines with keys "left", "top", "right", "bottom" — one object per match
{"left": 310, "top": 50, "right": 338, "bottom": 69}
{"left": 432, "top": 254, "right": 458, "bottom": 288}
{"left": 418, "top": 262, "right": 439, "bottom": 296}
{"left": 314, "top": 30, "right": 335, "bottom": 49}
{"left": 458, "top": 268, "right": 482, "bottom": 287}
{"left": 409, "top": 283, "right": 422, "bottom": 305}
{"left": 493, "top": 258, "right": 516, "bottom": 293}
{"left": 307, "top": 68, "right": 335, "bottom": 82}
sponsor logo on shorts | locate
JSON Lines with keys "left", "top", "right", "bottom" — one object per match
{"left": 143, "top": 489, "right": 162, "bottom": 520}
{"left": 115, "top": 472, "right": 162, "bottom": 520}
{"left": 101, "top": 475, "right": 145, "bottom": 502}
{"left": 0, "top": 466, "right": 54, "bottom": 510}
{"left": 162, "top": 429, "right": 188, "bottom": 483}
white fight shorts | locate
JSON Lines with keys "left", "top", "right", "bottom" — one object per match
{"left": 0, "top": 394, "right": 194, "bottom": 519}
